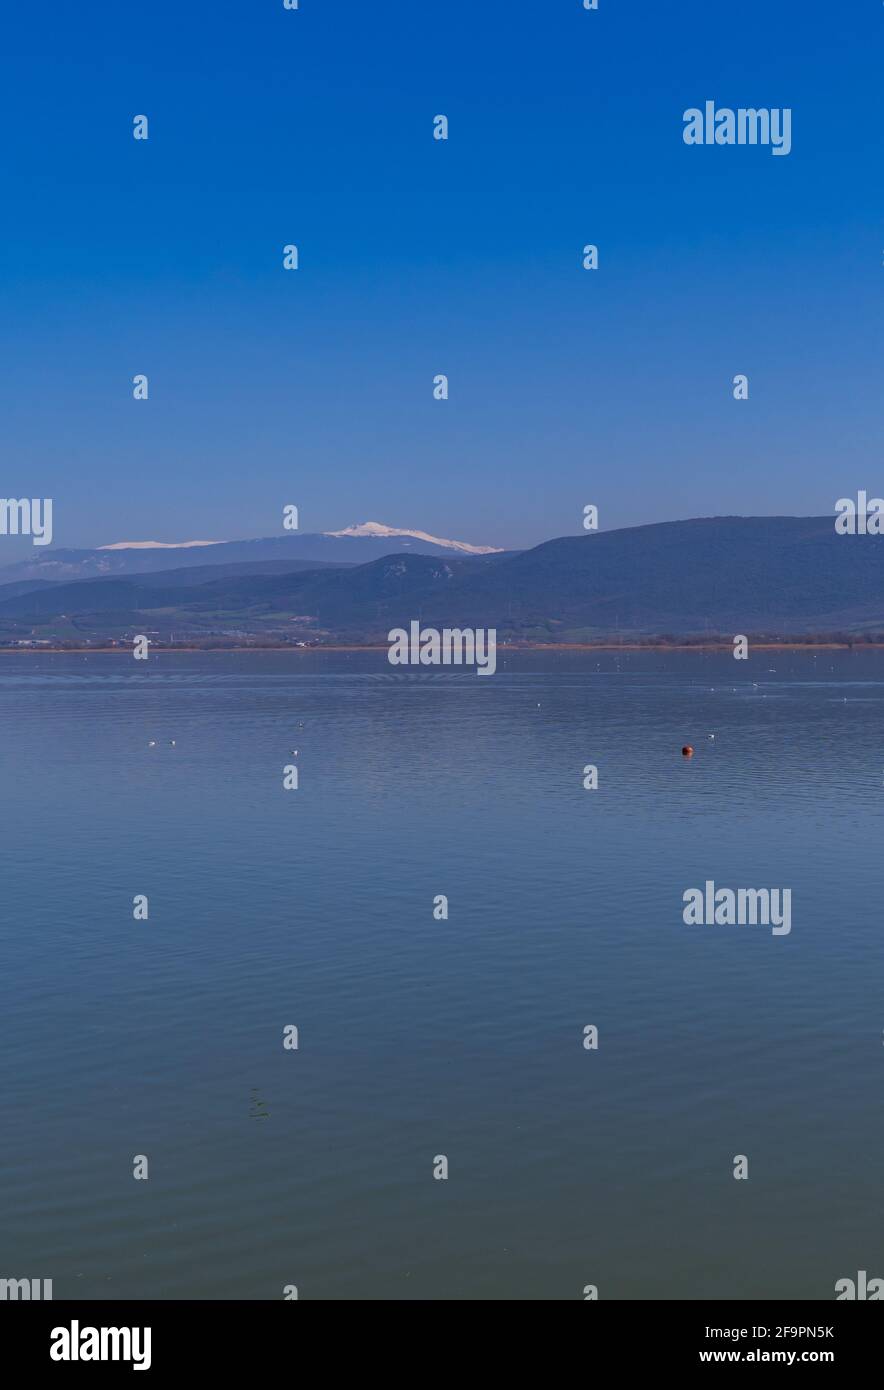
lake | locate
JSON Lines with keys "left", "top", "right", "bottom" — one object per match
{"left": 2, "top": 647, "right": 882, "bottom": 1299}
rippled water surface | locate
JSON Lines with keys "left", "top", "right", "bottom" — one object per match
{"left": 2, "top": 648, "right": 883, "bottom": 1299}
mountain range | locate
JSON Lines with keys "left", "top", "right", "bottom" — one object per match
{"left": 1, "top": 515, "right": 882, "bottom": 645}
{"left": 0, "top": 521, "right": 501, "bottom": 584}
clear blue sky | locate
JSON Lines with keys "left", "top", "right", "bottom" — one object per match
{"left": 1, "top": 0, "right": 880, "bottom": 553}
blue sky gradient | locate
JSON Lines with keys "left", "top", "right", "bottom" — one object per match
{"left": 1, "top": 0, "right": 880, "bottom": 552}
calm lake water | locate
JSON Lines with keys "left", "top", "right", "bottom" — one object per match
{"left": 2, "top": 648, "right": 883, "bottom": 1300}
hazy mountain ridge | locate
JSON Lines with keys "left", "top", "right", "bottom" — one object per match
{"left": 0, "top": 524, "right": 504, "bottom": 583}
{"left": 2, "top": 516, "right": 883, "bottom": 643}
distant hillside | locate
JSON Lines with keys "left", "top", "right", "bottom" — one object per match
{"left": 2, "top": 516, "right": 883, "bottom": 644}
{"left": 115, "top": 557, "right": 351, "bottom": 587}
{"left": 0, "top": 523, "right": 505, "bottom": 583}
{"left": 422, "top": 515, "right": 884, "bottom": 638}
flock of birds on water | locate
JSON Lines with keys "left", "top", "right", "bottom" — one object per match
{"left": 130, "top": 654, "right": 859, "bottom": 756}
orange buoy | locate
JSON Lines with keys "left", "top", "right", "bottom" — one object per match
{"left": 682, "top": 745, "right": 694, "bottom": 757}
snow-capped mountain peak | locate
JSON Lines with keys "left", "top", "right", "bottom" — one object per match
{"left": 98, "top": 540, "right": 221, "bottom": 551}
{"left": 323, "top": 521, "right": 501, "bottom": 555}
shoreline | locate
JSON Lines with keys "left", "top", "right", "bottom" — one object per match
{"left": 0, "top": 641, "right": 875, "bottom": 655}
